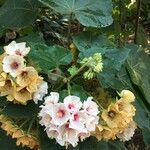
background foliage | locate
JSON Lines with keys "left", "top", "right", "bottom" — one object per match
{"left": 0, "top": 0, "right": 150, "bottom": 149}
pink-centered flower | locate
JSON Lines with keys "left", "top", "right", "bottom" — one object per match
{"left": 83, "top": 97, "right": 99, "bottom": 115}
{"left": 39, "top": 94, "right": 100, "bottom": 148}
{"left": 69, "top": 111, "right": 86, "bottom": 131}
{"left": 50, "top": 103, "right": 70, "bottom": 126}
{"left": 64, "top": 95, "right": 82, "bottom": 112}
{"left": 4, "top": 41, "right": 30, "bottom": 57}
{"left": 2, "top": 55, "right": 25, "bottom": 77}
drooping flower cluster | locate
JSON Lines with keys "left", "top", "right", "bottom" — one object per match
{"left": 0, "top": 41, "right": 48, "bottom": 105}
{"left": 80, "top": 53, "right": 103, "bottom": 80}
{"left": 39, "top": 92, "right": 99, "bottom": 148}
{"left": 0, "top": 115, "right": 39, "bottom": 149}
{"left": 93, "top": 90, "right": 137, "bottom": 142}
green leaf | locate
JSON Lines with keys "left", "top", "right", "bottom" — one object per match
{"left": 0, "top": 96, "right": 9, "bottom": 107}
{"left": 2, "top": 101, "right": 39, "bottom": 118}
{"left": 79, "top": 137, "right": 126, "bottom": 150}
{"left": 60, "top": 84, "right": 88, "bottom": 101}
{"left": 0, "top": 0, "right": 39, "bottom": 28}
{"left": 0, "top": 128, "right": 30, "bottom": 150}
{"left": 71, "top": 84, "right": 88, "bottom": 100}
{"left": 126, "top": 44, "right": 150, "bottom": 106}
{"left": 17, "top": 32, "right": 45, "bottom": 43}
{"left": 134, "top": 100, "right": 150, "bottom": 147}
{"left": 39, "top": 0, "right": 113, "bottom": 27}
{"left": 28, "top": 43, "right": 72, "bottom": 73}
{"left": 73, "top": 32, "right": 112, "bottom": 52}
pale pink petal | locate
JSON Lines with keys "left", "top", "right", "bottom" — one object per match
{"left": 64, "top": 95, "right": 82, "bottom": 112}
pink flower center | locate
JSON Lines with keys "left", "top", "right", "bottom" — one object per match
{"left": 11, "top": 61, "right": 19, "bottom": 69}
{"left": 65, "top": 124, "right": 71, "bottom": 131}
{"left": 56, "top": 109, "right": 65, "bottom": 118}
{"left": 73, "top": 113, "right": 79, "bottom": 121}
{"left": 15, "top": 50, "right": 22, "bottom": 56}
{"left": 68, "top": 103, "right": 75, "bottom": 109}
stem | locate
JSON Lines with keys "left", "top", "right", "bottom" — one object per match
{"left": 67, "top": 82, "right": 71, "bottom": 95}
{"left": 134, "top": 0, "right": 141, "bottom": 44}
{"left": 67, "top": 13, "right": 73, "bottom": 42}
{"left": 118, "top": 0, "right": 123, "bottom": 47}
{"left": 49, "top": 72, "right": 64, "bottom": 79}
{"left": 27, "top": 119, "right": 34, "bottom": 134}
{"left": 19, "top": 119, "right": 30, "bottom": 129}
{"left": 94, "top": 98, "right": 104, "bottom": 111}
{"left": 68, "top": 60, "right": 91, "bottom": 81}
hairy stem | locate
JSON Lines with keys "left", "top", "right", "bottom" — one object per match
{"left": 134, "top": 0, "right": 141, "bottom": 44}
{"left": 67, "top": 13, "right": 73, "bottom": 42}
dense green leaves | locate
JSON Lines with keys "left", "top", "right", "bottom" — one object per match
{"left": 28, "top": 43, "right": 72, "bottom": 73}
{"left": 2, "top": 101, "right": 39, "bottom": 118}
{"left": 0, "top": 0, "right": 39, "bottom": 28}
{"left": 39, "top": 0, "right": 113, "bottom": 27}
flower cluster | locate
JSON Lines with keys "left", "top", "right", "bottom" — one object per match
{"left": 80, "top": 53, "right": 103, "bottom": 80}
{"left": 39, "top": 92, "right": 99, "bottom": 148}
{"left": 0, "top": 115, "right": 39, "bottom": 149}
{"left": 0, "top": 41, "right": 48, "bottom": 105}
{"left": 93, "top": 90, "right": 137, "bottom": 141}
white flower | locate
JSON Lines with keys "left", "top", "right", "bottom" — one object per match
{"left": 4, "top": 41, "right": 30, "bottom": 57}
{"left": 117, "top": 121, "right": 137, "bottom": 142}
{"left": 39, "top": 107, "right": 52, "bottom": 127}
{"left": 44, "top": 92, "right": 59, "bottom": 105}
{"left": 85, "top": 115, "right": 99, "bottom": 132}
{"left": 38, "top": 94, "right": 100, "bottom": 148}
{"left": 64, "top": 95, "right": 82, "bottom": 112}
{"left": 83, "top": 97, "right": 99, "bottom": 116}
{"left": 57, "top": 123, "right": 79, "bottom": 148}
{"left": 2, "top": 55, "right": 25, "bottom": 77}
{"left": 69, "top": 111, "right": 86, "bottom": 131}
{"left": 46, "top": 124, "right": 59, "bottom": 139}
{"left": 33, "top": 81, "right": 48, "bottom": 104}
{"left": 78, "top": 131, "right": 90, "bottom": 141}
{"left": 49, "top": 103, "right": 70, "bottom": 126}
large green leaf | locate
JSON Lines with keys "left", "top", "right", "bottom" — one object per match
{"left": 73, "top": 32, "right": 112, "bottom": 52}
{"left": 79, "top": 137, "right": 126, "bottom": 150}
{"left": 2, "top": 101, "right": 39, "bottom": 118}
{"left": 28, "top": 43, "right": 72, "bottom": 73}
{"left": 126, "top": 44, "right": 150, "bottom": 106}
{"left": 0, "top": 0, "right": 39, "bottom": 28}
{"left": 39, "top": 0, "right": 113, "bottom": 27}
{"left": 134, "top": 100, "right": 150, "bottom": 147}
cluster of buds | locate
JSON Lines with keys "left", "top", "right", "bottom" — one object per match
{"left": 80, "top": 53, "right": 103, "bottom": 80}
